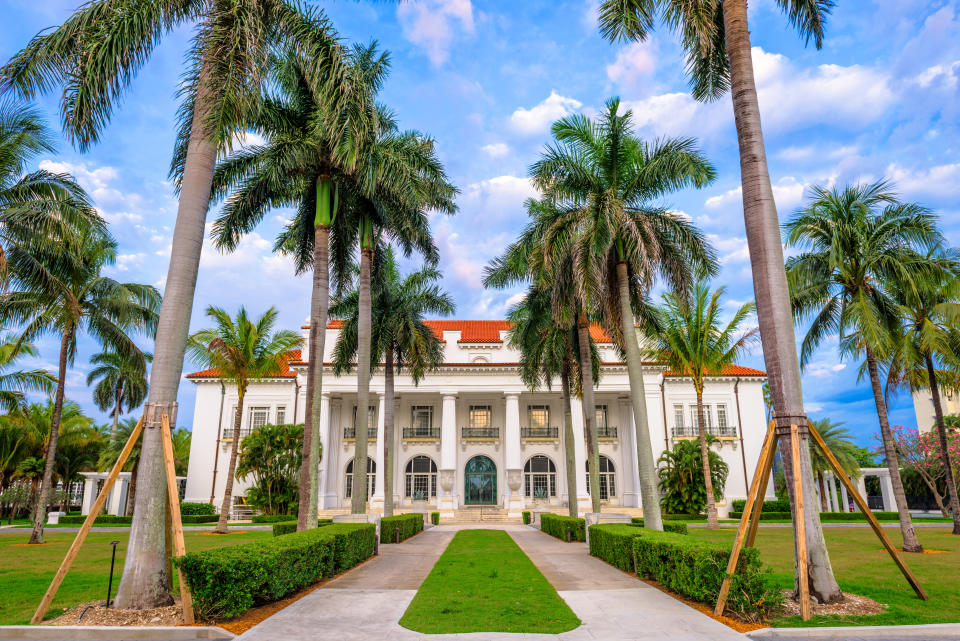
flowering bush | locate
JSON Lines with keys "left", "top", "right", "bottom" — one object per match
{"left": 884, "top": 424, "right": 960, "bottom": 516}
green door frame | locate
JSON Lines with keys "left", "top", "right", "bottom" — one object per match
{"left": 463, "top": 455, "right": 497, "bottom": 505}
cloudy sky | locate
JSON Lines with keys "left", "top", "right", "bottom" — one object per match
{"left": 3, "top": 0, "right": 959, "bottom": 447}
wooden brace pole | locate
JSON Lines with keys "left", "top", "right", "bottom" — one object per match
{"left": 31, "top": 417, "right": 144, "bottom": 624}
{"left": 160, "top": 414, "right": 195, "bottom": 623}
{"left": 714, "top": 419, "right": 778, "bottom": 616}
{"left": 790, "top": 423, "right": 812, "bottom": 621}
{"left": 745, "top": 427, "right": 777, "bottom": 549}
{"left": 808, "top": 423, "right": 928, "bottom": 600}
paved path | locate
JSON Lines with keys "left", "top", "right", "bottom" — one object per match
{"left": 238, "top": 524, "right": 744, "bottom": 641}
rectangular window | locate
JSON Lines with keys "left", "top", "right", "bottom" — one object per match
{"left": 690, "top": 405, "right": 712, "bottom": 428}
{"left": 353, "top": 405, "right": 377, "bottom": 428}
{"left": 249, "top": 406, "right": 270, "bottom": 430}
{"left": 673, "top": 404, "right": 684, "bottom": 428}
{"left": 595, "top": 405, "right": 608, "bottom": 428}
{"left": 411, "top": 406, "right": 433, "bottom": 430}
{"left": 527, "top": 405, "right": 550, "bottom": 430}
{"left": 469, "top": 405, "right": 491, "bottom": 428}
{"left": 275, "top": 406, "right": 286, "bottom": 425}
{"left": 716, "top": 404, "right": 728, "bottom": 428}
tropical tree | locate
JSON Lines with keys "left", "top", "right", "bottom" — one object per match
{"left": 98, "top": 417, "right": 143, "bottom": 515}
{"left": 527, "top": 98, "right": 718, "bottom": 530}
{"left": 1, "top": 229, "right": 159, "bottom": 544}
{"left": 807, "top": 418, "right": 860, "bottom": 512}
{"left": 0, "top": 334, "right": 54, "bottom": 411}
{"left": 657, "top": 436, "right": 728, "bottom": 516}
{"left": 889, "top": 424, "right": 958, "bottom": 518}
{"left": 0, "top": 413, "right": 40, "bottom": 492}
{"left": 784, "top": 181, "right": 943, "bottom": 551}
{"left": 87, "top": 350, "right": 151, "bottom": 441}
{"left": 651, "top": 284, "right": 756, "bottom": 529}
{"left": 187, "top": 306, "right": 300, "bottom": 533}
{"left": 236, "top": 422, "right": 304, "bottom": 516}
{"left": 330, "top": 246, "right": 453, "bottom": 516}
{"left": 597, "top": 0, "right": 843, "bottom": 602}
{"left": 50, "top": 409, "right": 103, "bottom": 512}
{"left": 1, "top": 0, "right": 346, "bottom": 607}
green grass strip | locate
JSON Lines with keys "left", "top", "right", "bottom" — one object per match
{"left": 399, "top": 529, "right": 580, "bottom": 634}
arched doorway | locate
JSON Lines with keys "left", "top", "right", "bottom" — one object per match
{"left": 464, "top": 455, "right": 497, "bottom": 505}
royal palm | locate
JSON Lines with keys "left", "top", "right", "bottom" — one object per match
{"left": 187, "top": 306, "right": 300, "bottom": 534}
{"left": 87, "top": 350, "right": 151, "bottom": 441}
{"left": 0, "top": 334, "right": 54, "bottom": 412}
{"left": 806, "top": 419, "right": 860, "bottom": 512}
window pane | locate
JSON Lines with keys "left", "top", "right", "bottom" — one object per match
{"left": 250, "top": 407, "right": 269, "bottom": 429}
{"left": 674, "top": 404, "right": 684, "bottom": 428}
{"left": 595, "top": 405, "right": 607, "bottom": 428}
{"left": 275, "top": 406, "right": 286, "bottom": 425}
{"left": 412, "top": 406, "right": 433, "bottom": 430}
{"left": 717, "top": 405, "right": 728, "bottom": 428}
{"left": 469, "top": 405, "right": 491, "bottom": 428}
{"left": 528, "top": 405, "right": 549, "bottom": 429}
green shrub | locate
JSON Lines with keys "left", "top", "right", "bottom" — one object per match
{"left": 182, "top": 514, "right": 219, "bottom": 524}
{"left": 522, "top": 511, "right": 531, "bottom": 525}
{"left": 430, "top": 511, "right": 439, "bottom": 525}
{"left": 272, "top": 519, "right": 333, "bottom": 536}
{"left": 588, "top": 524, "right": 643, "bottom": 571}
{"left": 730, "top": 499, "right": 790, "bottom": 513}
{"left": 631, "top": 518, "right": 688, "bottom": 534}
{"left": 632, "top": 528, "right": 782, "bottom": 619}
{"left": 662, "top": 513, "right": 706, "bottom": 521}
{"left": 181, "top": 502, "right": 216, "bottom": 516}
{"left": 381, "top": 513, "right": 423, "bottom": 543}
{"left": 539, "top": 514, "right": 585, "bottom": 541}
{"left": 726, "top": 511, "right": 900, "bottom": 521}
{"left": 176, "top": 523, "right": 376, "bottom": 620}
{"left": 59, "top": 515, "right": 132, "bottom": 525}
{"left": 251, "top": 514, "right": 298, "bottom": 523}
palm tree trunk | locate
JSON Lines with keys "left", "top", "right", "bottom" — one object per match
{"left": 29, "top": 329, "right": 70, "bottom": 544}
{"left": 721, "top": 0, "right": 841, "bottom": 603}
{"left": 616, "top": 261, "right": 662, "bottom": 530}
{"left": 116, "top": 60, "right": 218, "bottom": 609}
{"left": 352, "top": 246, "right": 373, "bottom": 514}
{"left": 383, "top": 346, "right": 395, "bottom": 518}
{"left": 865, "top": 348, "right": 922, "bottom": 551}
{"left": 126, "top": 459, "right": 138, "bottom": 517}
{"left": 215, "top": 386, "right": 245, "bottom": 534}
{"left": 924, "top": 352, "right": 960, "bottom": 534}
{"left": 561, "top": 366, "right": 578, "bottom": 517}
{"left": 577, "top": 313, "right": 601, "bottom": 514}
{"left": 111, "top": 391, "right": 121, "bottom": 442}
{"left": 817, "top": 473, "right": 829, "bottom": 512}
{"left": 298, "top": 223, "right": 330, "bottom": 531}
{"left": 695, "top": 390, "right": 718, "bottom": 529}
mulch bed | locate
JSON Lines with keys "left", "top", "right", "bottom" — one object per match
{"left": 779, "top": 590, "right": 886, "bottom": 618}
{"left": 47, "top": 600, "right": 182, "bottom": 626}
{"left": 635, "top": 576, "right": 770, "bottom": 633}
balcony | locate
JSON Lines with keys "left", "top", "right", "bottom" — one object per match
{"left": 402, "top": 426, "right": 440, "bottom": 440}
{"left": 221, "top": 427, "right": 254, "bottom": 441}
{"left": 596, "top": 425, "right": 618, "bottom": 439}
{"left": 521, "top": 426, "right": 559, "bottom": 439}
{"left": 671, "top": 425, "right": 738, "bottom": 438}
{"left": 461, "top": 426, "right": 500, "bottom": 439}
{"left": 343, "top": 427, "right": 378, "bottom": 440}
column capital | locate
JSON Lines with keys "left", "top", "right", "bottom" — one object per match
{"left": 504, "top": 392, "right": 521, "bottom": 401}
{"left": 320, "top": 392, "right": 331, "bottom": 400}
{"left": 441, "top": 392, "right": 458, "bottom": 401}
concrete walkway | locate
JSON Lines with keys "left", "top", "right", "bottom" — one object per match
{"left": 237, "top": 524, "right": 745, "bottom": 641}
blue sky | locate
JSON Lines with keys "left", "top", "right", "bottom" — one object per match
{"left": 3, "top": 0, "right": 959, "bottom": 447}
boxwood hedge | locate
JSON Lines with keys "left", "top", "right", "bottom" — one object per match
{"left": 251, "top": 514, "right": 298, "bottom": 523}
{"left": 630, "top": 518, "right": 688, "bottom": 534}
{"left": 180, "top": 502, "right": 216, "bottom": 515}
{"left": 271, "top": 519, "right": 333, "bottom": 536}
{"left": 430, "top": 512, "right": 440, "bottom": 525}
{"left": 588, "top": 524, "right": 643, "bottom": 571}
{"left": 181, "top": 514, "right": 219, "bottom": 524}
{"left": 522, "top": 511, "right": 531, "bottom": 525}
{"left": 539, "top": 513, "right": 585, "bottom": 541}
{"left": 59, "top": 515, "right": 131, "bottom": 525}
{"left": 381, "top": 513, "right": 423, "bottom": 543}
{"left": 175, "top": 523, "right": 376, "bottom": 620}
{"left": 727, "top": 510, "right": 901, "bottom": 521}
{"left": 730, "top": 499, "right": 790, "bottom": 513}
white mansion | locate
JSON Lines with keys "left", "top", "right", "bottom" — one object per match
{"left": 184, "top": 320, "right": 772, "bottom": 517}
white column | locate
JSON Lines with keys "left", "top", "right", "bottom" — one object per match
{"left": 622, "top": 401, "right": 640, "bottom": 508}
{"left": 840, "top": 479, "right": 850, "bottom": 513}
{"left": 372, "top": 395, "right": 385, "bottom": 508}
{"left": 438, "top": 393, "right": 458, "bottom": 515}
{"left": 855, "top": 475, "right": 868, "bottom": 512}
{"left": 880, "top": 471, "right": 895, "bottom": 512}
{"left": 504, "top": 393, "right": 524, "bottom": 515}
{"left": 828, "top": 473, "right": 839, "bottom": 512}
{"left": 319, "top": 396, "right": 337, "bottom": 508}
{"left": 570, "top": 400, "right": 589, "bottom": 510}
{"left": 80, "top": 476, "right": 96, "bottom": 515}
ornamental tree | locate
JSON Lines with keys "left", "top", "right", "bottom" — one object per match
{"left": 886, "top": 424, "right": 960, "bottom": 517}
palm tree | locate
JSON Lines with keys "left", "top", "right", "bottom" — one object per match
{"left": 87, "top": 350, "right": 151, "bottom": 441}
{"left": 597, "top": 0, "right": 843, "bottom": 602}
{"left": 0, "top": 334, "right": 55, "bottom": 411}
{"left": 528, "top": 97, "right": 718, "bottom": 529}
{"left": 807, "top": 419, "right": 860, "bottom": 512}
{"left": 330, "top": 246, "right": 453, "bottom": 516}
{"left": 98, "top": 417, "right": 143, "bottom": 516}
{"left": 784, "top": 181, "right": 941, "bottom": 551}
{"left": 50, "top": 406, "right": 103, "bottom": 512}
{"left": 658, "top": 436, "right": 728, "bottom": 516}
{"left": 187, "top": 306, "right": 300, "bottom": 533}
{"left": 1, "top": 229, "right": 160, "bottom": 544}
{"left": 2, "top": 0, "right": 346, "bottom": 606}
{"left": 651, "top": 284, "right": 756, "bottom": 529}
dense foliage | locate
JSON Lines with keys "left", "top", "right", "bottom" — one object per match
{"left": 236, "top": 422, "right": 304, "bottom": 516}
{"left": 381, "top": 513, "right": 423, "bottom": 543}
{"left": 730, "top": 499, "right": 791, "bottom": 513}
{"left": 588, "top": 524, "right": 644, "bottom": 571}
{"left": 272, "top": 519, "right": 333, "bottom": 536}
{"left": 630, "top": 518, "right": 689, "bottom": 534}
{"left": 657, "top": 438, "right": 728, "bottom": 516}
{"left": 539, "top": 513, "right": 585, "bottom": 541}
{"left": 180, "top": 502, "right": 216, "bottom": 516}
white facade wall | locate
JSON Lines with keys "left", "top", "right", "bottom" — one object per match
{"left": 185, "top": 324, "right": 773, "bottom": 516}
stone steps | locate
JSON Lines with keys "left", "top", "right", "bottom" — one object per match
{"left": 446, "top": 508, "right": 521, "bottom": 524}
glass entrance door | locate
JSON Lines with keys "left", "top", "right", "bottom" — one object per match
{"left": 464, "top": 455, "right": 497, "bottom": 505}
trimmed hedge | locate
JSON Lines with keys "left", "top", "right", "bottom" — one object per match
{"left": 630, "top": 517, "right": 689, "bottom": 534}
{"left": 632, "top": 528, "right": 782, "bottom": 619}
{"left": 522, "top": 511, "right": 531, "bottom": 525}
{"left": 727, "top": 510, "right": 901, "bottom": 521}
{"left": 589, "top": 524, "right": 643, "bottom": 571}
{"left": 182, "top": 514, "right": 219, "bottom": 524}
{"left": 539, "top": 513, "right": 585, "bottom": 541}
{"left": 272, "top": 519, "right": 333, "bottom": 536}
{"left": 730, "top": 499, "right": 790, "bottom": 513}
{"left": 660, "top": 513, "right": 707, "bottom": 521}
{"left": 176, "top": 523, "right": 376, "bottom": 620}
{"left": 59, "top": 515, "right": 131, "bottom": 525}
{"left": 251, "top": 514, "right": 298, "bottom": 523}
{"left": 381, "top": 513, "right": 423, "bottom": 543}
{"left": 430, "top": 512, "right": 439, "bottom": 525}
{"left": 181, "top": 502, "right": 216, "bottom": 516}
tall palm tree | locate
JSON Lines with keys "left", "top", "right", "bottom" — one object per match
{"left": 1, "top": 229, "right": 159, "bottom": 544}
{"left": 1, "top": 0, "right": 346, "bottom": 606}
{"left": 87, "top": 350, "right": 151, "bottom": 441}
{"left": 50, "top": 407, "right": 103, "bottom": 512}
{"left": 528, "top": 97, "right": 718, "bottom": 529}
{"left": 0, "top": 334, "right": 55, "bottom": 411}
{"left": 330, "top": 246, "right": 453, "bottom": 516}
{"left": 187, "top": 306, "right": 300, "bottom": 533}
{"left": 651, "top": 284, "right": 756, "bottom": 528}
{"left": 784, "top": 181, "right": 941, "bottom": 551}
{"left": 597, "top": 0, "right": 843, "bottom": 602}
{"left": 807, "top": 418, "right": 860, "bottom": 512}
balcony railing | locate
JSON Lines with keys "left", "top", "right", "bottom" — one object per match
{"left": 402, "top": 426, "right": 440, "bottom": 439}
{"left": 461, "top": 426, "right": 500, "bottom": 439}
{"left": 222, "top": 427, "right": 254, "bottom": 441}
{"left": 596, "top": 425, "right": 618, "bottom": 439}
{"left": 671, "top": 425, "right": 738, "bottom": 438}
{"left": 521, "top": 426, "right": 559, "bottom": 439}
{"left": 343, "top": 427, "right": 378, "bottom": 440}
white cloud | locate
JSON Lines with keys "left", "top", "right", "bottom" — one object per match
{"left": 463, "top": 175, "right": 538, "bottom": 213}
{"left": 777, "top": 145, "right": 859, "bottom": 163}
{"left": 606, "top": 41, "right": 657, "bottom": 91}
{"left": 621, "top": 92, "right": 728, "bottom": 139}
{"left": 231, "top": 131, "right": 267, "bottom": 149}
{"left": 397, "top": 0, "right": 474, "bottom": 66}
{"left": 807, "top": 361, "right": 847, "bottom": 378}
{"left": 708, "top": 234, "right": 750, "bottom": 264}
{"left": 481, "top": 142, "right": 510, "bottom": 157}
{"left": 509, "top": 91, "right": 582, "bottom": 135}
{"left": 704, "top": 177, "right": 806, "bottom": 213}
{"left": 886, "top": 162, "right": 960, "bottom": 198}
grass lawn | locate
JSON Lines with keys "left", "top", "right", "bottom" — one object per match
{"left": 399, "top": 529, "right": 580, "bottom": 634}
{"left": 689, "top": 526, "right": 960, "bottom": 627}
{"left": 0, "top": 528, "right": 273, "bottom": 625}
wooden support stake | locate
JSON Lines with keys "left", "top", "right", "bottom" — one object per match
{"left": 746, "top": 424, "right": 777, "bottom": 549}
{"left": 31, "top": 417, "right": 144, "bottom": 624}
{"left": 715, "top": 419, "right": 778, "bottom": 616}
{"left": 808, "top": 423, "right": 928, "bottom": 600}
{"left": 790, "top": 423, "right": 811, "bottom": 621}
{"left": 160, "top": 414, "right": 194, "bottom": 624}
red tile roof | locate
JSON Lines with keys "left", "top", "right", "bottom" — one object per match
{"left": 186, "top": 350, "right": 301, "bottom": 379}
{"left": 665, "top": 364, "right": 767, "bottom": 377}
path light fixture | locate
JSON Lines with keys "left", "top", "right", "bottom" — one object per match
{"left": 106, "top": 540, "right": 120, "bottom": 607}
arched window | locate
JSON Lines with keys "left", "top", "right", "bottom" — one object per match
{"left": 585, "top": 455, "right": 616, "bottom": 501}
{"left": 524, "top": 455, "right": 557, "bottom": 498}
{"left": 345, "top": 457, "right": 375, "bottom": 499}
{"left": 405, "top": 456, "right": 438, "bottom": 498}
